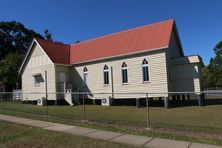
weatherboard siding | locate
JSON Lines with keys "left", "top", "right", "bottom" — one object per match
{"left": 166, "top": 30, "right": 183, "bottom": 92}
{"left": 55, "top": 65, "right": 71, "bottom": 91}
{"left": 171, "top": 63, "right": 201, "bottom": 93}
{"left": 22, "top": 44, "right": 56, "bottom": 101}
{"left": 72, "top": 50, "right": 168, "bottom": 99}
{"left": 168, "top": 31, "right": 181, "bottom": 58}
{"left": 55, "top": 65, "right": 71, "bottom": 100}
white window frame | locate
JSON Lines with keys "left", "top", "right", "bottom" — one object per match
{"left": 142, "top": 59, "right": 150, "bottom": 82}
{"left": 33, "top": 75, "right": 41, "bottom": 87}
{"left": 103, "top": 65, "right": 109, "bottom": 85}
{"left": 83, "top": 67, "right": 88, "bottom": 86}
{"left": 121, "top": 62, "right": 128, "bottom": 84}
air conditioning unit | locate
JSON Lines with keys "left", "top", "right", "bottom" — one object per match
{"left": 37, "top": 97, "right": 46, "bottom": 106}
{"left": 101, "top": 96, "right": 112, "bottom": 106}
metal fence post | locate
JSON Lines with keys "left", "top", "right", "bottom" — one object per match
{"left": 45, "top": 70, "right": 48, "bottom": 116}
{"left": 82, "top": 92, "right": 85, "bottom": 121}
{"left": 19, "top": 92, "right": 21, "bottom": 110}
{"left": 146, "top": 93, "right": 150, "bottom": 129}
{"left": 0, "top": 92, "right": 2, "bottom": 109}
{"left": 198, "top": 92, "right": 204, "bottom": 106}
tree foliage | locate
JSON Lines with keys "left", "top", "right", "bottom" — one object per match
{"left": 0, "top": 21, "right": 44, "bottom": 91}
{"left": 203, "top": 41, "right": 222, "bottom": 88}
{"left": 214, "top": 41, "right": 222, "bottom": 54}
{"left": 75, "top": 40, "right": 81, "bottom": 43}
{"left": 0, "top": 53, "right": 23, "bottom": 91}
{"left": 0, "top": 21, "right": 43, "bottom": 60}
{"left": 44, "top": 29, "right": 53, "bottom": 41}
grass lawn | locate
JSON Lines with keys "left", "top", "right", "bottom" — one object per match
{"left": 0, "top": 120, "right": 133, "bottom": 148}
{"left": 0, "top": 102, "right": 222, "bottom": 146}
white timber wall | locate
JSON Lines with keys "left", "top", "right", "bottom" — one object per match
{"left": 22, "top": 43, "right": 56, "bottom": 101}
{"left": 72, "top": 50, "right": 168, "bottom": 99}
{"left": 168, "top": 32, "right": 181, "bottom": 58}
{"left": 166, "top": 31, "right": 183, "bottom": 92}
{"left": 171, "top": 63, "right": 201, "bottom": 93}
{"left": 55, "top": 65, "right": 71, "bottom": 100}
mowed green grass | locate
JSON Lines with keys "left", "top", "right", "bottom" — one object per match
{"left": 0, "top": 121, "right": 133, "bottom": 148}
{"left": 1, "top": 101, "right": 222, "bottom": 130}
{"left": 1, "top": 102, "right": 222, "bottom": 146}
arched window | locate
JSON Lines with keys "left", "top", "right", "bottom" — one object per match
{"left": 103, "top": 65, "right": 109, "bottom": 85}
{"left": 121, "top": 62, "right": 128, "bottom": 84}
{"left": 83, "top": 67, "right": 88, "bottom": 86}
{"left": 142, "top": 59, "right": 149, "bottom": 82}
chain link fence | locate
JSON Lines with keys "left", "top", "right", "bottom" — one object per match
{"left": 0, "top": 91, "right": 222, "bottom": 131}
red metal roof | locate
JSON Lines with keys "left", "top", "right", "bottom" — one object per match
{"left": 35, "top": 38, "right": 70, "bottom": 65}
{"left": 36, "top": 19, "right": 174, "bottom": 65}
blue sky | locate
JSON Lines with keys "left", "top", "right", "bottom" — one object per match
{"left": 0, "top": 0, "right": 221, "bottom": 64}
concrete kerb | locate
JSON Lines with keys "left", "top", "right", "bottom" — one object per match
{"left": 27, "top": 120, "right": 57, "bottom": 128}
{"left": 86, "top": 130, "right": 123, "bottom": 141}
{"left": 189, "top": 143, "right": 222, "bottom": 148}
{"left": 63, "top": 126, "right": 97, "bottom": 136}
{"left": 0, "top": 114, "right": 57, "bottom": 128}
{"left": 111, "top": 134, "right": 153, "bottom": 146}
{"left": 144, "top": 138, "right": 191, "bottom": 148}
{"left": 44, "top": 124, "right": 74, "bottom": 131}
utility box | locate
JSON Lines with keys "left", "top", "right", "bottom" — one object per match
{"left": 101, "top": 96, "right": 112, "bottom": 106}
{"left": 37, "top": 97, "right": 46, "bottom": 106}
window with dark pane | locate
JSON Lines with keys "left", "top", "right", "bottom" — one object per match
{"left": 142, "top": 59, "right": 149, "bottom": 82}
{"left": 121, "top": 62, "right": 128, "bottom": 84}
{"left": 83, "top": 67, "right": 88, "bottom": 86}
{"left": 103, "top": 65, "right": 109, "bottom": 85}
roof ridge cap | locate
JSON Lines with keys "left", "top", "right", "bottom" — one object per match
{"left": 70, "top": 19, "right": 174, "bottom": 47}
{"left": 35, "top": 37, "right": 69, "bottom": 46}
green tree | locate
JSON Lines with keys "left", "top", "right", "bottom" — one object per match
{"left": 0, "top": 21, "right": 44, "bottom": 91}
{"left": 0, "top": 53, "right": 23, "bottom": 91}
{"left": 44, "top": 29, "right": 53, "bottom": 41}
{"left": 0, "top": 21, "right": 43, "bottom": 60}
{"left": 214, "top": 41, "right": 222, "bottom": 55}
{"left": 202, "top": 67, "right": 212, "bottom": 88}
{"left": 203, "top": 41, "right": 222, "bottom": 88}
{"left": 75, "top": 40, "right": 81, "bottom": 43}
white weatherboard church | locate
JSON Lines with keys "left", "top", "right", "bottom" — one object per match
{"left": 19, "top": 19, "right": 203, "bottom": 107}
